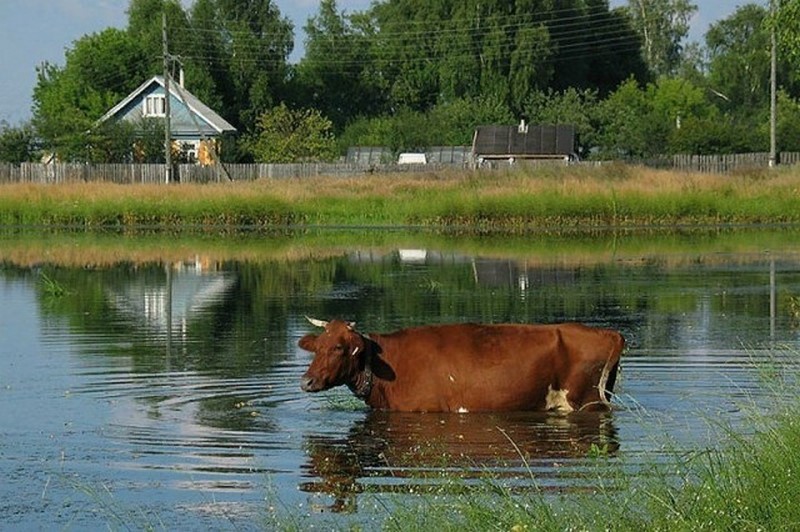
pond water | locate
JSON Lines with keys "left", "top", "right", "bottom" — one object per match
{"left": 2, "top": 229, "right": 800, "bottom": 529}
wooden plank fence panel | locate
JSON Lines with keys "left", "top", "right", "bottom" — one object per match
{"left": 2, "top": 153, "right": 800, "bottom": 184}
{"left": 669, "top": 152, "right": 799, "bottom": 173}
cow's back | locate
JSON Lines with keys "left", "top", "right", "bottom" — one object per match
{"left": 368, "top": 323, "right": 622, "bottom": 412}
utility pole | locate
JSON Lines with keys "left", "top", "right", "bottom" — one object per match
{"left": 162, "top": 12, "right": 172, "bottom": 183}
{"left": 769, "top": 0, "right": 777, "bottom": 167}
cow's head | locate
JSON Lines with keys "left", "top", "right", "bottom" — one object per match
{"left": 299, "top": 317, "right": 368, "bottom": 393}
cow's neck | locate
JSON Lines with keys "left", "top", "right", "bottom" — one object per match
{"left": 348, "top": 336, "right": 374, "bottom": 400}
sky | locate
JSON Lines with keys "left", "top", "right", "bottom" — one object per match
{"left": 0, "top": 0, "right": 745, "bottom": 125}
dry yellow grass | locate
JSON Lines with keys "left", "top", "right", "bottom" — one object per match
{"left": 0, "top": 164, "right": 798, "bottom": 202}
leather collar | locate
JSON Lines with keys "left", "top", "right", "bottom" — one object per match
{"left": 348, "top": 335, "right": 374, "bottom": 399}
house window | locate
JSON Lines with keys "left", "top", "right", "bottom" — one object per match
{"left": 143, "top": 94, "right": 166, "bottom": 117}
{"left": 180, "top": 141, "right": 199, "bottom": 164}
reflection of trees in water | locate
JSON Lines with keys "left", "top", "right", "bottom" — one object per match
{"left": 300, "top": 410, "right": 619, "bottom": 513}
{"left": 25, "top": 249, "right": 794, "bottom": 353}
{"left": 14, "top": 248, "right": 798, "bottom": 438}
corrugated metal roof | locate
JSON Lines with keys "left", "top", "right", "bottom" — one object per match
{"left": 472, "top": 124, "right": 574, "bottom": 157}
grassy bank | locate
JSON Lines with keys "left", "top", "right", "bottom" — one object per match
{"left": 2, "top": 164, "right": 800, "bottom": 229}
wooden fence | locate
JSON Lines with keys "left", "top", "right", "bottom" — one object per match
{"left": 669, "top": 152, "right": 800, "bottom": 173}
{"left": 0, "top": 161, "right": 451, "bottom": 184}
{"left": 2, "top": 152, "right": 799, "bottom": 184}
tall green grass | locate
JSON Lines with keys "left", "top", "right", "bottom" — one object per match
{"left": 3, "top": 165, "right": 800, "bottom": 229}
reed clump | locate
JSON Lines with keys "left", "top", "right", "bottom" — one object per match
{"left": 2, "top": 165, "right": 800, "bottom": 229}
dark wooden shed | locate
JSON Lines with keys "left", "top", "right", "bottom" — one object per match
{"left": 471, "top": 122, "right": 575, "bottom": 164}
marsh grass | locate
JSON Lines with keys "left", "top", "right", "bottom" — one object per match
{"left": 321, "top": 390, "right": 368, "bottom": 412}
{"left": 58, "top": 475, "right": 165, "bottom": 531}
{"left": 3, "top": 165, "right": 800, "bottom": 229}
{"left": 38, "top": 271, "right": 70, "bottom": 297}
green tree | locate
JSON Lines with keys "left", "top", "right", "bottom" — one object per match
{"left": 0, "top": 121, "right": 38, "bottom": 163}
{"left": 624, "top": 0, "right": 697, "bottom": 77}
{"left": 83, "top": 121, "right": 137, "bottom": 163}
{"left": 647, "top": 77, "right": 709, "bottom": 150}
{"left": 595, "top": 78, "right": 650, "bottom": 157}
{"left": 210, "top": 0, "right": 294, "bottom": 130}
{"left": 579, "top": 1, "right": 651, "bottom": 94}
{"left": 127, "top": 0, "right": 224, "bottom": 112}
{"left": 126, "top": 0, "right": 190, "bottom": 73}
{"left": 524, "top": 89, "right": 600, "bottom": 159}
{"left": 427, "top": 95, "right": 515, "bottom": 146}
{"left": 181, "top": 0, "right": 230, "bottom": 115}
{"left": 336, "top": 115, "right": 395, "bottom": 155}
{"left": 383, "top": 108, "right": 433, "bottom": 151}
{"left": 364, "top": 0, "right": 646, "bottom": 116}
{"left": 669, "top": 112, "right": 766, "bottom": 154}
{"left": 368, "top": 0, "right": 444, "bottom": 112}
{"left": 132, "top": 118, "right": 168, "bottom": 163}
{"left": 705, "top": 4, "right": 771, "bottom": 113}
{"left": 595, "top": 75, "right": 763, "bottom": 157}
{"left": 776, "top": 90, "right": 800, "bottom": 151}
{"left": 129, "top": 0, "right": 294, "bottom": 132}
{"left": 294, "top": 0, "right": 385, "bottom": 131}
{"left": 336, "top": 95, "right": 513, "bottom": 153}
{"left": 245, "top": 104, "right": 337, "bottom": 162}
{"left": 32, "top": 28, "right": 149, "bottom": 160}
{"left": 772, "top": 0, "right": 800, "bottom": 84}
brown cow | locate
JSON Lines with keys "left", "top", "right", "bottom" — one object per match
{"left": 298, "top": 317, "right": 624, "bottom": 413}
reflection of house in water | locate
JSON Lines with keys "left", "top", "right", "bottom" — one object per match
{"left": 107, "top": 258, "right": 236, "bottom": 337}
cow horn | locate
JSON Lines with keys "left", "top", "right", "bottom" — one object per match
{"left": 305, "top": 316, "right": 328, "bottom": 328}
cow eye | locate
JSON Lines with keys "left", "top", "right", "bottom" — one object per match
{"left": 334, "top": 344, "right": 345, "bottom": 353}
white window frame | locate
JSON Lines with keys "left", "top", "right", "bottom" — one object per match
{"left": 143, "top": 94, "right": 166, "bottom": 117}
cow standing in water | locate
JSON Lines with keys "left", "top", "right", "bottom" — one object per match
{"left": 298, "top": 317, "right": 624, "bottom": 413}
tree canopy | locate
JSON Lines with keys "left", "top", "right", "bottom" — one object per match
{"left": 246, "top": 104, "right": 337, "bottom": 163}
{"left": 11, "top": 0, "right": 800, "bottom": 163}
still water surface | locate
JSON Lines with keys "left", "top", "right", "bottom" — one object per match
{"left": 2, "top": 232, "right": 800, "bottom": 529}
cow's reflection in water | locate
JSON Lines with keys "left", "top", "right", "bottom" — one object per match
{"left": 300, "top": 409, "right": 619, "bottom": 513}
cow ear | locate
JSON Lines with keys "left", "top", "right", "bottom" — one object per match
{"left": 298, "top": 334, "right": 317, "bottom": 352}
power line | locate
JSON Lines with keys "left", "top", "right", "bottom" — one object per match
{"left": 32, "top": 2, "right": 651, "bottom": 130}
{"left": 174, "top": 18, "right": 640, "bottom": 68}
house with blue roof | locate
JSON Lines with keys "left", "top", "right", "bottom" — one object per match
{"left": 98, "top": 75, "right": 236, "bottom": 165}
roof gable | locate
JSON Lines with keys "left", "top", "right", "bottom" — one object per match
{"left": 98, "top": 76, "right": 236, "bottom": 135}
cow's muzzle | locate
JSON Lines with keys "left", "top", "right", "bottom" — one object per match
{"left": 300, "top": 376, "right": 322, "bottom": 393}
